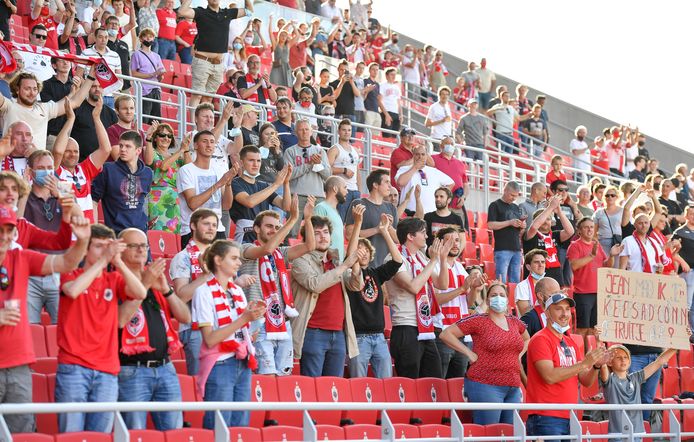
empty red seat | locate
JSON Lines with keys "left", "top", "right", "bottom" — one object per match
{"left": 313, "top": 376, "right": 351, "bottom": 426}
{"left": 268, "top": 375, "right": 316, "bottom": 427}
{"left": 250, "top": 374, "right": 278, "bottom": 428}
{"left": 466, "top": 210, "right": 476, "bottom": 230}
{"left": 447, "top": 377, "right": 473, "bottom": 424}
{"left": 129, "top": 430, "right": 165, "bottom": 442}
{"left": 382, "top": 377, "right": 417, "bottom": 424}
{"left": 477, "top": 212, "right": 488, "bottom": 229}
{"left": 171, "top": 359, "right": 187, "bottom": 375}
{"left": 679, "top": 346, "right": 694, "bottom": 367}
{"left": 474, "top": 228, "right": 491, "bottom": 245}
{"left": 148, "top": 230, "right": 180, "bottom": 259}
{"left": 55, "top": 433, "right": 111, "bottom": 442}
{"left": 414, "top": 377, "right": 450, "bottom": 424}
{"left": 227, "top": 427, "right": 261, "bottom": 442}
{"left": 31, "top": 323, "right": 47, "bottom": 358}
{"left": 482, "top": 261, "right": 496, "bottom": 280}
{"left": 261, "top": 425, "right": 303, "bottom": 441}
{"left": 485, "top": 423, "right": 514, "bottom": 439}
{"left": 314, "top": 425, "right": 344, "bottom": 440}
{"left": 682, "top": 398, "right": 694, "bottom": 438}
{"left": 461, "top": 423, "right": 486, "bottom": 438}
{"left": 344, "top": 424, "right": 380, "bottom": 440}
{"left": 348, "top": 377, "right": 385, "bottom": 425}
{"left": 44, "top": 324, "right": 58, "bottom": 357}
{"left": 478, "top": 243, "right": 494, "bottom": 262}
{"left": 463, "top": 242, "right": 478, "bottom": 261}
{"left": 392, "top": 424, "right": 419, "bottom": 439}
{"left": 11, "top": 434, "right": 54, "bottom": 442}
{"left": 680, "top": 367, "right": 694, "bottom": 392}
{"left": 177, "top": 374, "right": 203, "bottom": 428}
{"left": 418, "top": 424, "right": 451, "bottom": 438}
{"left": 31, "top": 356, "right": 58, "bottom": 374}
{"left": 661, "top": 367, "right": 681, "bottom": 398}
{"left": 164, "top": 429, "right": 213, "bottom": 442}
{"left": 580, "top": 420, "right": 605, "bottom": 442}
{"left": 32, "top": 373, "right": 58, "bottom": 434}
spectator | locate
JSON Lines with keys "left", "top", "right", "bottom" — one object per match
{"left": 0, "top": 72, "right": 93, "bottom": 151}
{"left": 659, "top": 179, "right": 685, "bottom": 231}
{"left": 591, "top": 136, "right": 609, "bottom": 175}
{"left": 224, "top": 36, "right": 248, "bottom": 73}
{"left": 330, "top": 60, "right": 361, "bottom": 127}
{"left": 433, "top": 137, "right": 470, "bottom": 220}
{"left": 636, "top": 132, "right": 650, "bottom": 159}
{"left": 175, "top": 14, "right": 197, "bottom": 65}
{"left": 545, "top": 156, "right": 567, "bottom": 187}
{"left": 0, "top": 121, "right": 34, "bottom": 177}
{"left": 230, "top": 146, "right": 291, "bottom": 243}
{"left": 269, "top": 25, "right": 293, "bottom": 87}
{"left": 0, "top": 0, "right": 16, "bottom": 42}
{"left": 353, "top": 62, "right": 370, "bottom": 126}
{"left": 77, "top": 27, "right": 123, "bottom": 109}
{"left": 177, "top": 0, "right": 252, "bottom": 113}
{"left": 316, "top": 104, "right": 336, "bottom": 148}
{"left": 425, "top": 86, "right": 453, "bottom": 141}
{"left": 384, "top": 217, "right": 453, "bottom": 379}
{"left": 521, "top": 104, "right": 548, "bottom": 157}
{"left": 673, "top": 206, "right": 694, "bottom": 335}
{"left": 283, "top": 119, "right": 331, "bottom": 237}
{"left": 320, "top": 0, "right": 343, "bottom": 22}
{"left": 380, "top": 67, "right": 401, "bottom": 137}
{"left": 215, "top": 70, "right": 242, "bottom": 109}
{"left": 400, "top": 45, "right": 422, "bottom": 99}
{"left": 591, "top": 183, "right": 606, "bottom": 211}
{"left": 292, "top": 66, "right": 320, "bottom": 109}
{"left": 169, "top": 209, "right": 219, "bottom": 375}
{"left": 461, "top": 60, "right": 480, "bottom": 99}
{"left": 606, "top": 125, "right": 627, "bottom": 177}
{"left": 569, "top": 125, "right": 590, "bottom": 179}
{"left": 423, "top": 187, "right": 465, "bottom": 247}
{"left": 314, "top": 176, "right": 348, "bottom": 261}
{"left": 317, "top": 68, "right": 336, "bottom": 109}
{"left": 155, "top": 0, "right": 177, "bottom": 60}
{"left": 191, "top": 240, "right": 266, "bottom": 429}
{"left": 230, "top": 104, "right": 261, "bottom": 153}
{"left": 293, "top": 87, "right": 318, "bottom": 128}
{"left": 519, "top": 182, "right": 547, "bottom": 220}
{"left": 0, "top": 205, "right": 90, "bottom": 434}
{"left": 143, "top": 122, "right": 190, "bottom": 234}
{"left": 92, "top": 131, "right": 153, "bottom": 235}
{"left": 291, "top": 215, "right": 364, "bottom": 377}
{"left": 551, "top": 180, "right": 582, "bottom": 286}
{"left": 488, "top": 181, "right": 525, "bottom": 283}
{"left": 272, "top": 97, "right": 298, "bottom": 150}
{"left": 441, "top": 280, "right": 528, "bottom": 424}
{"left": 395, "top": 145, "right": 454, "bottom": 215}
{"left": 29, "top": 1, "right": 62, "bottom": 49}
{"left": 619, "top": 213, "right": 665, "bottom": 273}
{"left": 177, "top": 131, "right": 236, "bottom": 248}
{"left": 237, "top": 54, "right": 278, "bottom": 108}
{"left": 345, "top": 205, "right": 401, "bottom": 378}
{"left": 117, "top": 228, "right": 188, "bottom": 431}
{"left": 536, "top": 95, "right": 550, "bottom": 130}
{"left": 456, "top": 99, "right": 488, "bottom": 161}
{"left": 488, "top": 84, "right": 507, "bottom": 109}
{"left": 289, "top": 19, "right": 318, "bottom": 70}
{"left": 136, "top": 0, "right": 160, "bottom": 53}
{"left": 428, "top": 50, "right": 449, "bottom": 94}
{"left": 526, "top": 293, "right": 606, "bottom": 440}
{"left": 70, "top": 82, "right": 118, "bottom": 162}
{"left": 257, "top": 123, "right": 285, "bottom": 185}
{"left": 186, "top": 103, "right": 235, "bottom": 180}
{"left": 239, "top": 202, "right": 314, "bottom": 376}
{"left": 646, "top": 158, "right": 665, "bottom": 177}
{"left": 363, "top": 62, "right": 386, "bottom": 128}
{"left": 629, "top": 155, "right": 647, "bottom": 182}
{"left": 107, "top": 96, "right": 147, "bottom": 150}
{"left": 593, "top": 186, "right": 623, "bottom": 257}
{"left": 110, "top": 0, "right": 137, "bottom": 52}
{"left": 515, "top": 249, "right": 548, "bottom": 316}
{"left": 519, "top": 276, "right": 557, "bottom": 338}
{"left": 130, "top": 28, "right": 165, "bottom": 123}
{"left": 576, "top": 185, "right": 594, "bottom": 218}
{"left": 328, "top": 119, "right": 363, "bottom": 219}
{"left": 487, "top": 90, "right": 531, "bottom": 154}
{"left": 41, "top": 58, "right": 75, "bottom": 138}
{"left": 58, "top": 5, "right": 87, "bottom": 55}
{"left": 56, "top": 223, "right": 147, "bottom": 433}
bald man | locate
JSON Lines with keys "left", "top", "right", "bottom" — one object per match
{"left": 520, "top": 276, "right": 559, "bottom": 338}
{"left": 0, "top": 121, "right": 34, "bottom": 177}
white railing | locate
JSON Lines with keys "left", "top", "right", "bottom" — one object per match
{"left": 1, "top": 401, "right": 691, "bottom": 442}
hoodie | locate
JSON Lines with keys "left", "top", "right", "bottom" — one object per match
{"left": 91, "top": 159, "right": 153, "bottom": 234}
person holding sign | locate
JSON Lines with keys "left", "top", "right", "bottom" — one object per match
{"left": 618, "top": 213, "right": 665, "bottom": 274}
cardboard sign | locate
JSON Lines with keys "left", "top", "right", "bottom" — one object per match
{"left": 597, "top": 268, "right": 690, "bottom": 350}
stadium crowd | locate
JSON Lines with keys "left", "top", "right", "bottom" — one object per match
{"left": 0, "top": 0, "right": 693, "bottom": 440}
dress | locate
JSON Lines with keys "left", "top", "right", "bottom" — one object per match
{"left": 148, "top": 150, "right": 184, "bottom": 234}
{"left": 270, "top": 44, "right": 291, "bottom": 87}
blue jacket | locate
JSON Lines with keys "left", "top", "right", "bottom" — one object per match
{"left": 92, "top": 159, "right": 153, "bottom": 234}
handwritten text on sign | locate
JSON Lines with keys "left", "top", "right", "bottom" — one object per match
{"left": 597, "top": 268, "right": 690, "bottom": 350}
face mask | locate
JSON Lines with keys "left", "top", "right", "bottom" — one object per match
{"left": 531, "top": 271, "right": 545, "bottom": 280}
{"left": 300, "top": 101, "right": 311, "bottom": 108}
{"left": 34, "top": 169, "right": 54, "bottom": 186}
{"left": 443, "top": 144, "right": 455, "bottom": 155}
{"left": 405, "top": 51, "right": 413, "bottom": 58}
{"left": 259, "top": 147, "right": 270, "bottom": 159}
{"left": 141, "top": 40, "right": 152, "bottom": 47}
{"left": 41, "top": 6, "right": 50, "bottom": 16}
{"left": 107, "top": 29, "right": 118, "bottom": 38}
{"left": 233, "top": 42, "right": 243, "bottom": 51}
{"left": 638, "top": 141, "right": 645, "bottom": 147}
{"left": 244, "top": 36, "right": 253, "bottom": 44}
{"left": 551, "top": 321, "right": 571, "bottom": 334}
{"left": 243, "top": 170, "right": 260, "bottom": 179}
{"left": 489, "top": 296, "right": 508, "bottom": 313}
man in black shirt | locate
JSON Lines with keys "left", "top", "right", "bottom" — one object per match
{"left": 628, "top": 156, "right": 647, "bottom": 183}
{"left": 424, "top": 187, "right": 464, "bottom": 247}
{"left": 41, "top": 58, "right": 74, "bottom": 137}
{"left": 178, "top": 0, "right": 251, "bottom": 113}
{"left": 550, "top": 180, "right": 581, "bottom": 286}
{"left": 487, "top": 181, "right": 524, "bottom": 283}
{"left": 659, "top": 178, "right": 685, "bottom": 231}
{"left": 0, "top": 0, "right": 15, "bottom": 42}
{"left": 329, "top": 59, "right": 360, "bottom": 133}
{"left": 70, "top": 83, "right": 118, "bottom": 162}
{"left": 673, "top": 206, "right": 694, "bottom": 339}
{"left": 118, "top": 228, "right": 191, "bottom": 430}
{"left": 363, "top": 62, "right": 386, "bottom": 129}
{"left": 105, "top": 15, "right": 132, "bottom": 92}
{"left": 346, "top": 203, "right": 402, "bottom": 379}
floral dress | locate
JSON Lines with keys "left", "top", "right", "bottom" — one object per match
{"left": 148, "top": 150, "right": 183, "bottom": 234}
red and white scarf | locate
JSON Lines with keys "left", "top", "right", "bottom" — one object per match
{"left": 187, "top": 240, "right": 204, "bottom": 330}
{"left": 399, "top": 245, "right": 438, "bottom": 340}
{"left": 533, "top": 304, "right": 547, "bottom": 328}
{"left": 523, "top": 277, "right": 537, "bottom": 307}
{"left": 120, "top": 289, "right": 183, "bottom": 356}
{"left": 537, "top": 231, "right": 560, "bottom": 268}
{"left": 207, "top": 277, "right": 256, "bottom": 365}
{"left": 256, "top": 241, "right": 298, "bottom": 340}
{"left": 244, "top": 73, "right": 273, "bottom": 120}
{"left": 635, "top": 235, "right": 661, "bottom": 273}
{"left": 649, "top": 230, "right": 675, "bottom": 274}
{"left": 438, "top": 262, "right": 468, "bottom": 326}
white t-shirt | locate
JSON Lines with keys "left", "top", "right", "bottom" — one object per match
{"left": 490, "top": 104, "right": 516, "bottom": 135}
{"left": 380, "top": 82, "right": 401, "bottom": 114}
{"left": 20, "top": 52, "right": 55, "bottom": 82}
{"left": 320, "top": 3, "right": 342, "bottom": 20}
{"left": 401, "top": 55, "right": 420, "bottom": 85}
{"left": 476, "top": 68, "right": 496, "bottom": 93}
{"left": 514, "top": 277, "right": 538, "bottom": 305}
{"left": 569, "top": 139, "right": 590, "bottom": 172}
{"left": 606, "top": 141, "right": 625, "bottom": 171}
{"left": 0, "top": 100, "right": 60, "bottom": 151}
{"left": 395, "top": 165, "right": 454, "bottom": 213}
{"left": 187, "top": 130, "right": 231, "bottom": 178}
{"left": 624, "top": 143, "right": 639, "bottom": 173}
{"left": 384, "top": 249, "right": 429, "bottom": 328}
{"left": 81, "top": 47, "right": 123, "bottom": 96}
{"left": 619, "top": 235, "right": 664, "bottom": 272}
{"left": 426, "top": 101, "right": 452, "bottom": 140}
{"left": 177, "top": 163, "right": 226, "bottom": 235}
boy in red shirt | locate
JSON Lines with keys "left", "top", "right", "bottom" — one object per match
{"left": 156, "top": 0, "right": 178, "bottom": 60}
{"left": 55, "top": 224, "right": 147, "bottom": 433}
{"left": 0, "top": 205, "right": 91, "bottom": 433}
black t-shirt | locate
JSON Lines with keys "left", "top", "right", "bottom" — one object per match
{"left": 41, "top": 76, "right": 73, "bottom": 136}
{"left": 229, "top": 178, "right": 278, "bottom": 242}
{"left": 523, "top": 230, "right": 564, "bottom": 286}
{"left": 0, "top": 0, "right": 15, "bottom": 40}
{"left": 488, "top": 199, "right": 522, "bottom": 251}
{"left": 628, "top": 169, "right": 646, "bottom": 183}
{"left": 72, "top": 102, "right": 118, "bottom": 162}
{"left": 319, "top": 85, "right": 334, "bottom": 104}
{"left": 673, "top": 224, "right": 694, "bottom": 269}
{"left": 193, "top": 7, "right": 240, "bottom": 53}
{"left": 236, "top": 76, "right": 271, "bottom": 105}
{"left": 241, "top": 127, "right": 259, "bottom": 147}
{"left": 622, "top": 222, "right": 635, "bottom": 239}
{"left": 363, "top": 78, "right": 380, "bottom": 112}
{"left": 423, "top": 211, "right": 465, "bottom": 247}
{"left": 119, "top": 290, "right": 168, "bottom": 364}
{"left": 330, "top": 78, "right": 356, "bottom": 116}
{"left": 347, "top": 260, "right": 402, "bottom": 334}
{"left": 659, "top": 197, "right": 683, "bottom": 231}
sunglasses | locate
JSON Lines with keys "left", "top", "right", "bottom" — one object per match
{"left": 605, "top": 194, "right": 618, "bottom": 198}
{"left": 43, "top": 202, "right": 54, "bottom": 222}
{"left": 559, "top": 339, "right": 573, "bottom": 358}
{"left": 0, "top": 266, "right": 8, "bottom": 290}
{"left": 157, "top": 133, "right": 173, "bottom": 139}
{"left": 348, "top": 152, "right": 356, "bottom": 164}
{"left": 68, "top": 175, "right": 82, "bottom": 192}
{"left": 33, "top": 34, "right": 48, "bottom": 40}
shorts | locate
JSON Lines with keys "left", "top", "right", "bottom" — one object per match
{"left": 574, "top": 293, "right": 597, "bottom": 328}
{"left": 191, "top": 56, "right": 225, "bottom": 94}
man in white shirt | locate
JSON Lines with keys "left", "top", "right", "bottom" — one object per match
{"left": 515, "top": 249, "right": 548, "bottom": 316}
{"left": 76, "top": 27, "right": 123, "bottom": 109}
{"left": 400, "top": 45, "right": 421, "bottom": 97}
{"left": 395, "top": 146, "right": 454, "bottom": 214}
{"left": 320, "top": 0, "right": 343, "bottom": 23}
{"left": 21, "top": 25, "right": 55, "bottom": 82}
{"left": 486, "top": 90, "right": 531, "bottom": 155}
{"left": 425, "top": 86, "right": 453, "bottom": 141}
{"left": 619, "top": 213, "right": 665, "bottom": 273}
{"left": 569, "top": 125, "right": 590, "bottom": 180}
{"left": 379, "top": 68, "right": 401, "bottom": 137}
{"left": 475, "top": 58, "right": 496, "bottom": 110}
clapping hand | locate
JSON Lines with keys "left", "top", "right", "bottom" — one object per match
{"left": 352, "top": 204, "right": 366, "bottom": 225}
{"left": 304, "top": 195, "right": 316, "bottom": 219}
{"left": 142, "top": 258, "right": 166, "bottom": 289}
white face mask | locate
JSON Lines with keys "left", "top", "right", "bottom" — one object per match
{"left": 243, "top": 170, "right": 260, "bottom": 179}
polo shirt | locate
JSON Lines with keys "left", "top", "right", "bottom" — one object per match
{"left": 193, "top": 7, "right": 240, "bottom": 53}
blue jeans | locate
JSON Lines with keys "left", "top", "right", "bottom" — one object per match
{"left": 629, "top": 353, "right": 661, "bottom": 421}
{"left": 251, "top": 319, "right": 294, "bottom": 376}
{"left": 178, "top": 47, "right": 192, "bottom": 65}
{"left": 202, "top": 357, "right": 251, "bottom": 429}
{"left": 349, "top": 333, "right": 392, "bottom": 378}
{"left": 118, "top": 362, "right": 183, "bottom": 430}
{"left": 465, "top": 143, "right": 484, "bottom": 162}
{"left": 497, "top": 133, "right": 516, "bottom": 154}
{"left": 494, "top": 250, "right": 522, "bottom": 283}
{"left": 55, "top": 364, "right": 118, "bottom": 433}
{"left": 337, "top": 189, "right": 362, "bottom": 221}
{"left": 478, "top": 92, "right": 492, "bottom": 110}
{"left": 527, "top": 414, "right": 570, "bottom": 442}
{"left": 680, "top": 270, "right": 694, "bottom": 330}
{"left": 157, "top": 38, "right": 176, "bottom": 61}
{"left": 464, "top": 378, "right": 521, "bottom": 425}
{"left": 179, "top": 328, "right": 201, "bottom": 375}
{"left": 300, "top": 328, "right": 346, "bottom": 377}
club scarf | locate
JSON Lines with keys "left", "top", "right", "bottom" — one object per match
{"left": 537, "top": 231, "right": 560, "bottom": 268}
{"left": 399, "top": 245, "right": 438, "bottom": 340}
{"left": 649, "top": 230, "right": 675, "bottom": 274}
{"left": 533, "top": 304, "right": 547, "bottom": 328}
{"left": 524, "top": 277, "right": 537, "bottom": 307}
{"left": 439, "top": 261, "right": 467, "bottom": 327}
{"left": 244, "top": 73, "right": 273, "bottom": 120}
{"left": 635, "top": 235, "right": 661, "bottom": 273}
{"left": 256, "top": 241, "right": 298, "bottom": 340}
{"left": 120, "top": 289, "right": 183, "bottom": 356}
{"left": 187, "top": 240, "right": 204, "bottom": 330}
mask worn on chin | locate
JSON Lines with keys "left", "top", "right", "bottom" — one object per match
{"left": 300, "top": 101, "right": 311, "bottom": 108}
{"left": 243, "top": 170, "right": 260, "bottom": 179}
{"left": 107, "top": 29, "right": 118, "bottom": 38}
{"left": 33, "top": 169, "right": 54, "bottom": 186}
{"left": 259, "top": 147, "right": 270, "bottom": 159}
{"left": 489, "top": 296, "right": 508, "bottom": 313}
{"left": 551, "top": 321, "right": 571, "bottom": 334}
{"left": 531, "top": 271, "right": 545, "bottom": 280}
{"left": 141, "top": 40, "right": 153, "bottom": 47}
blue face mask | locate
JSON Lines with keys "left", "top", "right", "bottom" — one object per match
{"left": 551, "top": 321, "right": 571, "bottom": 334}
{"left": 259, "top": 147, "right": 270, "bottom": 159}
{"left": 489, "top": 296, "right": 508, "bottom": 313}
{"left": 34, "top": 169, "right": 54, "bottom": 186}
{"left": 531, "top": 271, "right": 545, "bottom": 280}
{"left": 233, "top": 43, "right": 243, "bottom": 51}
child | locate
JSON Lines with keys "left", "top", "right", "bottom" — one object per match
{"left": 546, "top": 155, "right": 567, "bottom": 188}
{"left": 293, "top": 87, "right": 318, "bottom": 129}
{"left": 599, "top": 344, "right": 676, "bottom": 440}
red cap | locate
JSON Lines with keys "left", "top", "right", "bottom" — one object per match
{"left": 0, "top": 205, "right": 17, "bottom": 227}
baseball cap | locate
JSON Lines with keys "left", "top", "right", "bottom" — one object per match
{"left": 400, "top": 127, "right": 416, "bottom": 137}
{"left": 240, "top": 104, "right": 259, "bottom": 114}
{"left": 544, "top": 292, "right": 576, "bottom": 310}
{"left": 0, "top": 205, "right": 17, "bottom": 227}
{"left": 609, "top": 344, "right": 631, "bottom": 359}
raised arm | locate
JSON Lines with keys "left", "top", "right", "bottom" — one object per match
{"left": 41, "top": 216, "right": 91, "bottom": 276}
{"left": 244, "top": 194, "right": 298, "bottom": 260}
{"left": 90, "top": 95, "right": 113, "bottom": 168}
{"left": 177, "top": 0, "right": 195, "bottom": 19}
{"left": 52, "top": 99, "right": 76, "bottom": 168}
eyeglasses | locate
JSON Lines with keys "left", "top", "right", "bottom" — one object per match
{"left": 324, "top": 113, "right": 335, "bottom": 117}
{"left": 33, "top": 34, "right": 48, "bottom": 40}
{"left": 348, "top": 152, "right": 356, "bottom": 164}
{"left": 302, "top": 149, "right": 309, "bottom": 160}
{"left": 559, "top": 339, "right": 572, "bottom": 358}
{"left": 157, "top": 133, "right": 173, "bottom": 139}
{"left": 605, "top": 194, "right": 618, "bottom": 198}
{"left": 0, "top": 266, "right": 8, "bottom": 290}
{"left": 126, "top": 243, "right": 149, "bottom": 251}
{"left": 68, "top": 175, "right": 82, "bottom": 192}
{"left": 557, "top": 187, "right": 569, "bottom": 192}
{"left": 43, "top": 202, "right": 54, "bottom": 222}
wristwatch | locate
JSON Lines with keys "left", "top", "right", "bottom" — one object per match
{"left": 163, "top": 287, "right": 175, "bottom": 298}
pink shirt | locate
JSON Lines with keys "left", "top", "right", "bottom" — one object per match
{"left": 433, "top": 153, "right": 468, "bottom": 207}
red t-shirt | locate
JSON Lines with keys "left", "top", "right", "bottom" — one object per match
{"left": 29, "top": 16, "right": 59, "bottom": 50}
{"left": 0, "top": 249, "right": 47, "bottom": 369}
{"left": 389, "top": 145, "right": 413, "bottom": 189}
{"left": 546, "top": 171, "right": 567, "bottom": 186}
{"left": 526, "top": 327, "right": 584, "bottom": 418}
{"left": 106, "top": 124, "right": 146, "bottom": 148}
{"left": 433, "top": 153, "right": 468, "bottom": 208}
{"left": 307, "top": 261, "right": 345, "bottom": 331}
{"left": 58, "top": 269, "right": 128, "bottom": 374}
{"left": 156, "top": 8, "right": 177, "bottom": 40}
{"left": 566, "top": 238, "right": 606, "bottom": 294}
{"left": 175, "top": 20, "right": 197, "bottom": 50}
{"left": 289, "top": 40, "right": 308, "bottom": 70}
{"left": 456, "top": 314, "right": 526, "bottom": 387}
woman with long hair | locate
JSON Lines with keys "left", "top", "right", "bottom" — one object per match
{"left": 257, "top": 123, "right": 285, "bottom": 186}
{"left": 269, "top": 20, "right": 294, "bottom": 87}
{"left": 592, "top": 185, "right": 624, "bottom": 259}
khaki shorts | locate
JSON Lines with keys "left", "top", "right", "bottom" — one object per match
{"left": 191, "top": 56, "right": 225, "bottom": 94}
{"left": 364, "top": 110, "right": 382, "bottom": 128}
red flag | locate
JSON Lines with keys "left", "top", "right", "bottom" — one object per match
{"left": 0, "top": 41, "right": 17, "bottom": 74}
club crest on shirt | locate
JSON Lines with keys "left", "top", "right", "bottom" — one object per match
{"left": 104, "top": 288, "right": 114, "bottom": 302}
{"left": 126, "top": 309, "right": 145, "bottom": 336}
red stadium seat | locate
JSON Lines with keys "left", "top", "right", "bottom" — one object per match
{"left": 31, "top": 323, "right": 48, "bottom": 358}
{"left": 11, "top": 434, "right": 54, "bottom": 442}
{"left": 461, "top": 423, "right": 486, "bottom": 438}
{"left": 463, "top": 242, "right": 477, "bottom": 261}
{"left": 392, "top": 424, "right": 419, "bottom": 439}
{"left": 261, "top": 425, "right": 303, "bottom": 441}
{"left": 482, "top": 261, "right": 495, "bottom": 280}
{"left": 382, "top": 377, "right": 417, "bottom": 424}
{"left": 313, "top": 376, "right": 352, "bottom": 426}
{"left": 447, "top": 377, "right": 473, "bottom": 424}
{"left": 129, "top": 430, "right": 166, "bottom": 442}
{"left": 171, "top": 359, "right": 187, "bottom": 374}
{"left": 680, "top": 367, "right": 694, "bottom": 392}
{"left": 418, "top": 424, "right": 452, "bottom": 438}
{"left": 466, "top": 211, "right": 475, "bottom": 230}
{"left": 227, "top": 427, "right": 261, "bottom": 442}
{"left": 177, "top": 374, "right": 203, "bottom": 428}
{"left": 348, "top": 377, "right": 385, "bottom": 425}
{"left": 474, "top": 228, "right": 491, "bottom": 245}
{"left": 31, "top": 357, "right": 58, "bottom": 375}
{"left": 250, "top": 375, "right": 279, "bottom": 428}
{"left": 164, "top": 429, "right": 213, "bottom": 442}
{"left": 268, "top": 376, "right": 316, "bottom": 427}
{"left": 667, "top": 351, "right": 678, "bottom": 368}
{"left": 477, "top": 212, "right": 488, "bottom": 229}
{"left": 682, "top": 399, "right": 694, "bottom": 438}
{"left": 414, "top": 377, "right": 449, "bottom": 424}
{"left": 679, "top": 346, "right": 694, "bottom": 367}
{"left": 569, "top": 334, "right": 585, "bottom": 359}
{"left": 34, "top": 373, "right": 58, "bottom": 434}
{"left": 661, "top": 367, "right": 681, "bottom": 399}
{"left": 314, "top": 425, "right": 345, "bottom": 440}
{"left": 148, "top": 230, "right": 181, "bottom": 259}
{"left": 343, "top": 424, "right": 381, "bottom": 440}
{"left": 55, "top": 433, "right": 112, "bottom": 442}
{"left": 478, "top": 243, "right": 493, "bottom": 262}
{"left": 580, "top": 421, "right": 606, "bottom": 442}
{"left": 44, "top": 324, "right": 58, "bottom": 357}
{"left": 485, "top": 423, "right": 514, "bottom": 439}
{"left": 41, "top": 311, "right": 51, "bottom": 325}
{"left": 506, "top": 283, "right": 517, "bottom": 316}
{"left": 383, "top": 305, "right": 392, "bottom": 338}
